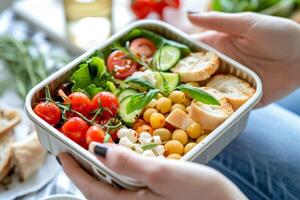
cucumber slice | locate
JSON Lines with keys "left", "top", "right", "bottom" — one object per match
{"left": 154, "top": 72, "right": 179, "bottom": 95}
{"left": 118, "top": 89, "right": 142, "bottom": 127}
{"left": 154, "top": 45, "right": 181, "bottom": 71}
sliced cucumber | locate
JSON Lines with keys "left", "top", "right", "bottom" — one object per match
{"left": 154, "top": 72, "right": 179, "bottom": 95}
{"left": 118, "top": 89, "right": 142, "bottom": 127}
{"left": 154, "top": 45, "right": 181, "bottom": 71}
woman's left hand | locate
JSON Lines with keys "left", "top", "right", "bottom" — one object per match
{"left": 58, "top": 143, "right": 247, "bottom": 200}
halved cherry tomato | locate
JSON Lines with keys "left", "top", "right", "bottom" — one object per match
{"left": 129, "top": 38, "right": 156, "bottom": 58}
{"left": 91, "top": 92, "right": 119, "bottom": 118}
{"left": 107, "top": 50, "right": 138, "bottom": 79}
{"left": 132, "top": 119, "right": 148, "bottom": 130}
{"left": 34, "top": 102, "right": 61, "bottom": 126}
{"left": 67, "top": 92, "right": 92, "bottom": 116}
{"left": 61, "top": 117, "right": 89, "bottom": 144}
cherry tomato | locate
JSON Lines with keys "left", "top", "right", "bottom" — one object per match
{"left": 61, "top": 117, "right": 89, "bottom": 144}
{"left": 85, "top": 125, "right": 106, "bottom": 145}
{"left": 34, "top": 102, "right": 61, "bottom": 126}
{"left": 67, "top": 92, "right": 92, "bottom": 116}
{"left": 91, "top": 92, "right": 119, "bottom": 118}
{"left": 107, "top": 50, "right": 138, "bottom": 79}
{"left": 130, "top": 38, "right": 156, "bottom": 58}
{"left": 131, "top": 0, "right": 155, "bottom": 19}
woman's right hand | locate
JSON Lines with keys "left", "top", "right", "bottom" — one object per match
{"left": 188, "top": 12, "right": 300, "bottom": 107}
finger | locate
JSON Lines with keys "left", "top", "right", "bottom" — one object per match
{"left": 58, "top": 153, "right": 118, "bottom": 200}
{"left": 90, "top": 143, "right": 162, "bottom": 185}
{"left": 188, "top": 11, "right": 258, "bottom": 36}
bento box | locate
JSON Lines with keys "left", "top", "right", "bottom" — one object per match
{"left": 25, "top": 20, "right": 262, "bottom": 190}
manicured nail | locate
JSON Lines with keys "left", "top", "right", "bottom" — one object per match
{"left": 187, "top": 10, "right": 200, "bottom": 15}
{"left": 56, "top": 156, "right": 61, "bottom": 166}
{"left": 91, "top": 142, "right": 108, "bottom": 158}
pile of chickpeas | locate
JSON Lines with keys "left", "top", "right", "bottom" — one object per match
{"left": 133, "top": 82, "right": 210, "bottom": 160}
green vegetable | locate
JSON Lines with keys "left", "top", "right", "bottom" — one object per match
{"left": 125, "top": 77, "right": 156, "bottom": 90}
{"left": 154, "top": 45, "right": 181, "bottom": 71}
{"left": 126, "top": 89, "right": 160, "bottom": 114}
{"left": 118, "top": 89, "right": 143, "bottom": 126}
{"left": 211, "top": 0, "right": 298, "bottom": 17}
{"left": 177, "top": 84, "right": 220, "bottom": 106}
{"left": 70, "top": 56, "right": 113, "bottom": 96}
{"left": 154, "top": 72, "right": 179, "bottom": 95}
{"left": 0, "top": 36, "right": 49, "bottom": 99}
{"left": 141, "top": 143, "right": 158, "bottom": 151}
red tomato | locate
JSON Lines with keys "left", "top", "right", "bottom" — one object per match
{"left": 131, "top": 0, "right": 155, "bottom": 19}
{"left": 34, "top": 102, "right": 61, "bottom": 126}
{"left": 91, "top": 92, "right": 119, "bottom": 118}
{"left": 107, "top": 50, "right": 138, "bottom": 79}
{"left": 86, "top": 125, "right": 106, "bottom": 145}
{"left": 129, "top": 38, "right": 156, "bottom": 58}
{"left": 67, "top": 92, "right": 92, "bottom": 116}
{"left": 61, "top": 117, "right": 89, "bottom": 144}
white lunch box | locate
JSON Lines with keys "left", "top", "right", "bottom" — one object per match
{"left": 25, "top": 20, "right": 263, "bottom": 190}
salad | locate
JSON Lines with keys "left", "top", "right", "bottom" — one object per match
{"left": 33, "top": 28, "right": 255, "bottom": 159}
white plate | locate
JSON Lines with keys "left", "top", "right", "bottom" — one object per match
{"left": 0, "top": 155, "right": 60, "bottom": 200}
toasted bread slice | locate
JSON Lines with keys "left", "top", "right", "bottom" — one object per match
{"left": 171, "top": 52, "right": 219, "bottom": 82}
{"left": 0, "top": 131, "right": 14, "bottom": 182}
{"left": 207, "top": 75, "right": 256, "bottom": 110}
{"left": 189, "top": 87, "right": 234, "bottom": 130}
{"left": 166, "top": 108, "right": 195, "bottom": 130}
{"left": 0, "top": 109, "right": 21, "bottom": 137}
{"left": 12, "top": 133, "right": 47, "bottom": 181}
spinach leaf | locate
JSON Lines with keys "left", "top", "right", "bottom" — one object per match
{"left": 177, "top": 84, "right": 220, "bottom": 106}
{"left": 125, "top": 77, "right": 156, "bottom": 90}
{"left": 70, "top": 63, "right": 92, "bottom": 91}
{"left": 126, "top": 89, "right": 160, "bottom": 114}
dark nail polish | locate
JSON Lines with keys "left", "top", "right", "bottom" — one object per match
{"left": 94, "top": 144, "right": 108, "bottom": 158}
{"left": 56, "top": 156, "right": 61, "bottom": 166}
{"left": 187, "top": 10, "right": 200, "bottom": 14}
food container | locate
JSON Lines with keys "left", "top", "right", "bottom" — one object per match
{"left": 25, "top": 20, "right": 262, "bottom": 190}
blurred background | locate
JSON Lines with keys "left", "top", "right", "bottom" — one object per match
{"left": 0, "top": 0, "right": 299, "bottom": 199}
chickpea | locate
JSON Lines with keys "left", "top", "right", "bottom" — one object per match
{"left": 186, "top": 82, "right": 200, "bottom": 87}
{"left": 196, "top": 135, "right": 208, "bottom": 143}
{"left": 167, "top": 154, "right": 182, "bottom": 160}
{"left": 172, "top": 129, "right": 188, "bottom": 145}
{"left": 184, "top": 142, "right": 197, "bottom": 154}
{"left": 153, "top": 128, "right": 171, "bottom": 142}
{"left": 164, "top": 140, "right": 184, "bottom": 156}
{"left": 136, "top": 125, "right": 153, "bottom": 135}
{"left": 156, "top": 97, "right": 172, "bottom": 114}
{"left": 186, "top": 123, "right": 202, "bottom": 139}
{"left": 183, "top": 98, "right": 191, "bottom": 107}
{"left": 143, "top": 108, "right": 158, "bottom": 122}
{"left": 150, "top": 113, "right": 165, "bottom": 129}
{"left": 145, "top": 99, "right": 157, "bottom": 109}
{"left": 171, "top": 103, "right": 186, "bottom": 112}
{"left": 168, "top": 91, "right": 185, "bottom": 104}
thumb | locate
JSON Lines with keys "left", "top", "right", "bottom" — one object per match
{"left": 90, "top": 143, "right": 161, "bottom": 185}
{"left": 188, "top": 11, "right": 258, "bottom": 36}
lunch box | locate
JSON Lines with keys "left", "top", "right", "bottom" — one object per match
{"left": 25, "top": 20, "right": 263, "bottom": 190}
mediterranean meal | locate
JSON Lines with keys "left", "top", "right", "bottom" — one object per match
{"left": 32, "top": 28, "right": 255, "bottom": 160}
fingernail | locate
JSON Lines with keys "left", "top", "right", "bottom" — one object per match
{"left": 56, "top": 156, "right": 61, "bottom": 166}
{"left": 90, "top": 142, "right": 108, "bottom": 158}
{"left": 187, "top": 10, "right": 200, "bottom": 15}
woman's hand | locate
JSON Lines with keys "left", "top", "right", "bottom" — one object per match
{"left": 188, "top": 12, "right": 300, "bottom": 107}
{"left": 58, "top": 143, "right": 247, "bottom": 200}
